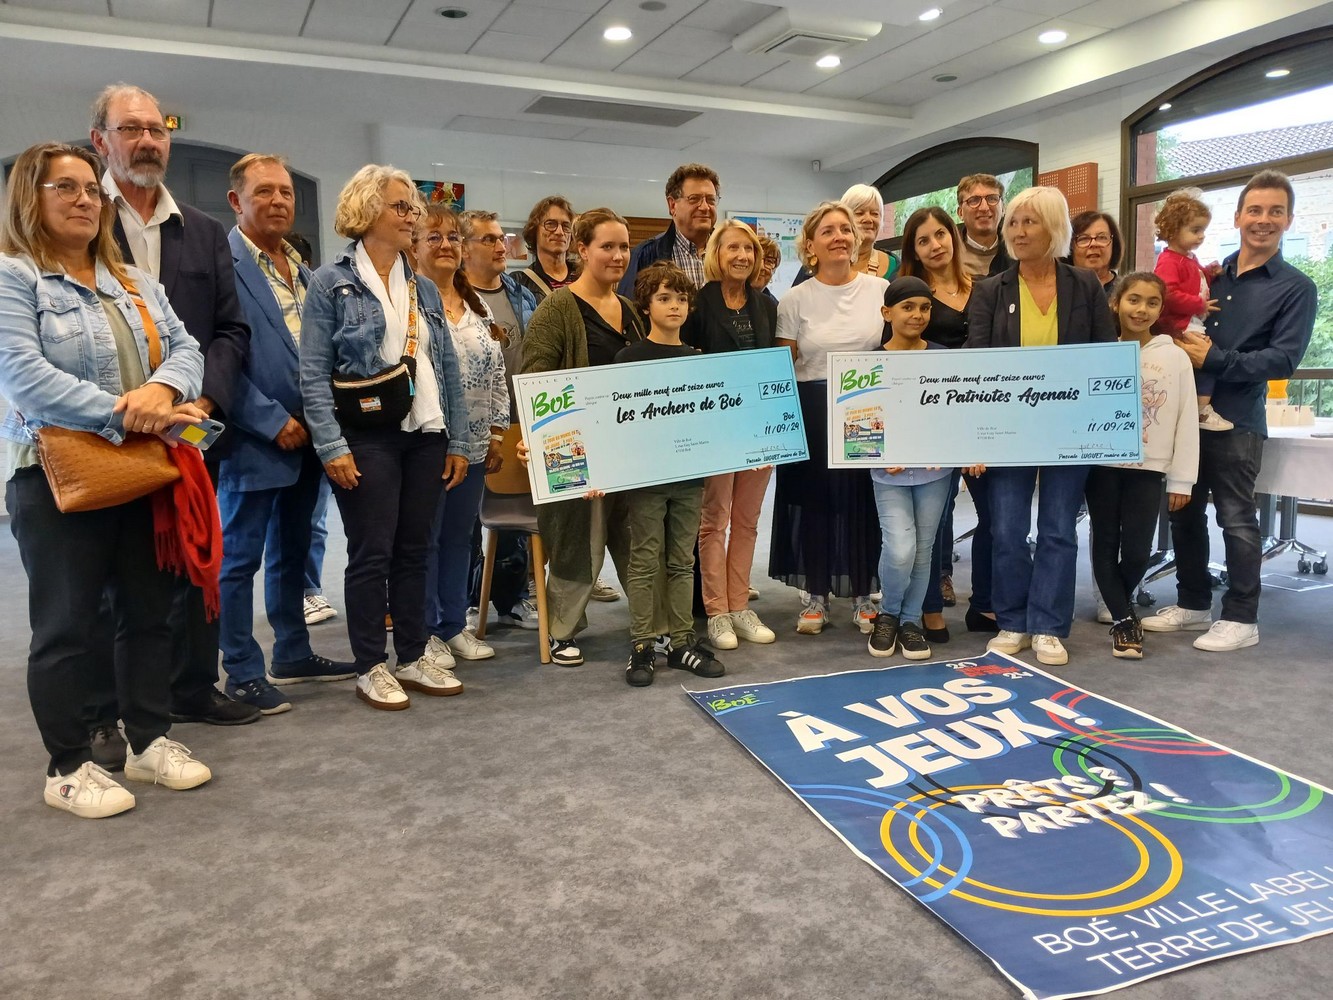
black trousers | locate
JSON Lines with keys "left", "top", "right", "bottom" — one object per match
{"left": 87, "top": 459, "right": 221, "bottom": 726}
{"left": 8, "top": 468, "right": 174, "bottom": 775}
{"left": 1168, "top": 430, "right": 1264, "bottom": 624}
{"left": 469, "top": 526, "right": 529, "bottom": 616}
{"left": 1085, "top": 466, "right": 1164, "bottom": 622}
{"left": 333, "top": 427, "right": 447, "bottom": 672}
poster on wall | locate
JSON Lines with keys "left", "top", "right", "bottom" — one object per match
{"left": 726, "top": 211, "right": 805, "bottom": 295}
{"left": 689, "top": 652, "right": 1333, "bottom": 1000}
{"left": 415, "top": 180, "right": 464, "bottom": 211}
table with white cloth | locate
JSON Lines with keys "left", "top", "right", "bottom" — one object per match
{"left": 1256, "top": 418, "right": 1333, "bottom": 574}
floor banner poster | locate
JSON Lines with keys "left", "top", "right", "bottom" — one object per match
{"left": 688, "top": 653, "right": 1333, "bottom": 999}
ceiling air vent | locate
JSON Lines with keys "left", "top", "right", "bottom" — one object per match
{"left": 732, "top": 10, "right": 881, "bottom": 58}
{"left": 524, "top": 96, "right": 701, "bottom": 128}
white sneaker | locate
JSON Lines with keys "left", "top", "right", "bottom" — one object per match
{"left": 357, "top": 663, "right": 411, "bottom": 710}
{"left": 590, "top": 577, "right": 622, "bottom": 602}
{"left": 44, "top": 762, "right": 135, "bottom": 818}
{"left": 499, "top": 598, "right": 540, "bottom": 630}
{"left": 1095, "top": 598, "right": 1113, "bottom": 624}
{"left": 748, "top": 586, "right": 760, "bottom": 601}
{"left": 465, "top": 606, "right": 479, "bottom": 633}
{"left": 124, "top": 737, "right": 213, "bottom": 790}
{"left": 395, "top": 648, "right": 463, "bottom": 696}
{"left": 731, "top": 609, "right": 776, "bottom": 644}
{"left": 1199, "top": 404, "right": 1234, "bottom": 432}
{"left": 423, "top": 634, "right": 456, "bottom": 668}
{"left": 796, "top": 597, "right": 828, "bottom": 635}
{"left": 445, "top": 629, "right": 495, "bottom": 661}
{"left": 707, "top": 614, "right": 738, "bottom": 650}
{"left": 1193, "top": 620, "right": 1259, "bottom": 652}
{"left": 852, "top": 598, "right": 879, "bottom": 635}
{"left": 1140, "top": 605, "right": 1212, "bottom": 633}
{"left": 303, "top": 594, "right": 337, "bottom": 625}
{"left": 988, "top": 630, "right": 1031, "bottom": 654}
{"left": 1032, "top": 634, "right": 1068, "bottom": 666}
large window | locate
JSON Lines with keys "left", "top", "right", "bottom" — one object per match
{"left": 874, "top": 138, "right": 1036, "bottom": 240}
{"left": 1122, "top": 29, "right": 1333, "bottom": 390}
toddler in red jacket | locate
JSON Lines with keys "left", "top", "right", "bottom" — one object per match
{"left": 1153, "top": 189, "right": 1231, "bottom": 431}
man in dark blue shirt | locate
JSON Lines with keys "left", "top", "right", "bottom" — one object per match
{"left": 1142, "top": 170, "right": 1316, "bottom": 652}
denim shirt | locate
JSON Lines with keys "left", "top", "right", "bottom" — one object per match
{"left": 299, "top": 242, "right": 472, "bottom": 464}
{"left": 0, "top": 254, "right": 203, "bottom": 445}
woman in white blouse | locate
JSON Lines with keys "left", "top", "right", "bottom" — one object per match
{"left": 771, "top": 201, "right": 889, "bottom": 636}
{"left": 413, "top": 206, "right": 509, "bottom": 666}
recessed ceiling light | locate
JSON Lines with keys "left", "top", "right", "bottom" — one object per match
{"left": 1265, "top": 67, "right": 1291, "bottom": 78}
{"left": 1158, "top": 102, "right": 1172, "bottom": 111}
{"left": 919, "top": 7, "right": 943, "bottom": 21}
{"left": 603, "top": 25, "right": 633, "bottom": 42}
{"left": 816, "top": 54, "right": 841, "bottom": 69}
{"left": 1038, "top": 29, "right": 1068, "bottom": 45}
{"left": 933, "top": 73, "right": 958, "bottom": 83}
{"left": 639, "top": 1, "right": 667, "bottom": 9}
{"left": 435, "top": 6, "right": 468, "bottom": 17}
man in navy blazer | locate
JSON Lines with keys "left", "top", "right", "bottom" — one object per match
{"left": 217, "top": 155, "right": 354, "bottom": 713}
{"left": 86, "top": 85, "right": 256, "bottom": 764}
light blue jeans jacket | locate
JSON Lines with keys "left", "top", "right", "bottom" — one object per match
{"left": 0, "top": 254, "right": 203, "bottom": 444}
{"left": 299, "top": 243, "right": 473, "bottom": 464}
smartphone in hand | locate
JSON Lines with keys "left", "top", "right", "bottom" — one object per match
{"left": 162, "top": 418, "right": 225, "bottom": 451}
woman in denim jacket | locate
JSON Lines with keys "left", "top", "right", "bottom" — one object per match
{"left": 0, "top": 142, "right": 210, "bottom": 818}
{"left": 300, "top": 165, "right": 473, "bottom": 711}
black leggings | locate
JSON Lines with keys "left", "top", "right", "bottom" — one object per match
{"left": 1084, "top": 466, "right": 1164, "bottom": 622}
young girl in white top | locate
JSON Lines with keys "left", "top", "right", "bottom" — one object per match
{"left": 1084, "top": 272, "right": 1199, "bottom": 659}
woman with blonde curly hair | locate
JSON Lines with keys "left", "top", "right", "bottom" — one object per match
{"left": 771, "top": 202, "right": 886, "bottom": 636}
{"left": 301, "top": 164, "right": 472, "bottom": 710}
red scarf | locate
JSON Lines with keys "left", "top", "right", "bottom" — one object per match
{"left": 151, "top": 444, "right": 222, "bottom": 620}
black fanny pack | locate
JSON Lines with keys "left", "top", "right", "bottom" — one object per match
{"left": 331, "top": 355, "right": 418, "bottom": 430}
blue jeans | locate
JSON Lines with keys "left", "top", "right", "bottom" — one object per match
{"left": 303, "top": 477, "right": 332, "bottom": 596}
{"left": 218, "top": 449, "right": 325, "bottom": 683}
{"left": 873, "top": 475, "right": 953, "bottom": 625}
{"left": 922, "top": 469, "right": 961, "bottom": 615}
{"left": 1168, "top": 429, "right": 1263, "bottom": 623}
{"left": 427, "top": 464, "right": 487, "bottom": 640}
{"left": 989, "top": 465, "right": 1089, "bottom": 637}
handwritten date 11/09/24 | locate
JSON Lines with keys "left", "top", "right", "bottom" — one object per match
{"left": 763, "top": 411, "right": 797, "bottom": 436}
{"left": 1088, "top": 421, "right": 1138, "bottom": 433}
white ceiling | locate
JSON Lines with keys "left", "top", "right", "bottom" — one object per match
{"left": 1, "top": 0, "right": 1331, "bottom": 172}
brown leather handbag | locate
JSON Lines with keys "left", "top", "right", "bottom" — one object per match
{"left": 33, "top": 280, "right": 182, "bottom": 512}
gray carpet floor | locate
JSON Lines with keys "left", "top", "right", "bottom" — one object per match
{"left": 1, "top": 491, "right": 1331, "bottom": 1000}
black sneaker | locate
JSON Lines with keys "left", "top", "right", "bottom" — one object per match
{"left": 170, "top": 688, "right": 262, "bottom": 726}
{"left": 868, "top": 612, "right": 899, "bottom": 657}
{"left": 89, "top": 724, "right": 127, "bottom": 772}
{"left": 626, "top": 640, "right": 656, "bottom": 687}
{"left": 667, "top": 637, "right": 725, "bottom": 678}
{"left": 226, "top": 678, "right": 293, "bottom": 716}
{"left": 1110, "top": 618, "right": 1143, "bottom": 659}
{"left": 898, "top": 621, "right": 932, "bottom": 661}
{"left": 548, "top": 636, "right": 583, "bottom": 667}
{"left": 269, "top": 653, "right": 357, "bottom": 685}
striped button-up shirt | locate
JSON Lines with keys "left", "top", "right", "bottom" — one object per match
{"left": 240, "top": 230, "right": 305, "bottom": 344}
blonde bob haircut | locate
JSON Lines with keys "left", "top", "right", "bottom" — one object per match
{"left": 703, "top": 218, "right": 762, "bottom": 283}
{"left": 1002, "top": 186, "right": 1072, "bottom": 260}
{"left": 0, "top": 142, "right": 129, "bottom": 284}
{"left": 797, "top": 201, "right": 861, "bottom": 275}
{"left": 334, "top": 164, "right": 422, "bottom": 240}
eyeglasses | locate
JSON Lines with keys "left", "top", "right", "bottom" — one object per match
{"left": 1074, "top": 233, "right": 1113, "bottom": 247}
{"left": 680, "top": 194, "right": 718, "bottom": 208}
{"left": 104, "top": 124, "right": 170, "bottom": 141}
{"left": 387, "top": 200, "right": 422, "bottom": 220}
{"left": 40, "top": 180, "right": 106, "bottom": 204}
{"left": 541, "top": 219, "right": 573, "bottom": 233}
{"left": 467, "top": 234, "right": 506, "bottom": 247}
{"left": 762, "top": 257, "right": 780, "bottom": 268}
{"left": 420, "top": 232, "right": 462, "bottom": 248}
{"left": 962, "top": 194, "right": 1001, "bottom": 209}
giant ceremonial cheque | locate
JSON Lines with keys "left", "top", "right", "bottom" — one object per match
{"left": 512, "top": 348, "right": 808, "bottom": 503}
{"left": 689, "top": 653, "right": 1333, "bottom": 1000}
